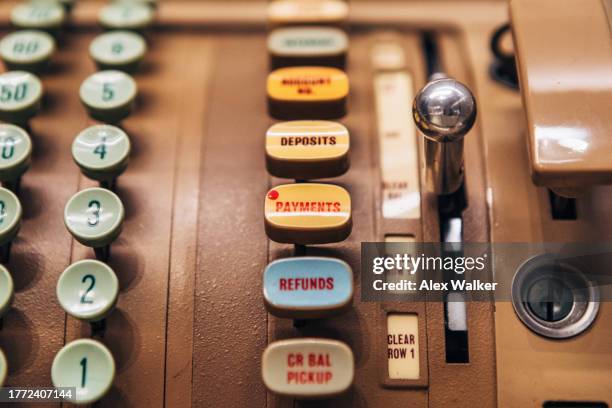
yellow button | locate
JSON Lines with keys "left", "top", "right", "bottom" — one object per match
{"left": 267, "top": 67, "right": 348, "bottom": 119}
{"left": 264, "top": 183, "right": 351, "bottom": 244}
{"left": 262, "top": 338, "right": 354, "bottom": 398}
{"left": 266, "top": 121, "right": 349, "bottom": 179}
{"left": 267, "top": 0, "right": 349, "bottom": 26}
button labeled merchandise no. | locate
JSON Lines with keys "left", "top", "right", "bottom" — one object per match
{"left": 266, "top": 120, "right": 350, "bottom": 179}
{"left": 262, "top": 338, "right": 354, "bottom": 398}
{"left": 80, "top": 70, "right": 138, "bottom": 123}
{"left": 57, "top": 260, "right": 119, "bottom": 322}
{"left": 267, "top": 67, "right": 349, "bottom": 119}
{"left": 51, "top": 339, "right": 115, "bottom": 405}
{"left": 264, "top": 257, "right": 353, "bottom": 319}
{"left": 264, "top": 183, "right": 352, "bottom": 244}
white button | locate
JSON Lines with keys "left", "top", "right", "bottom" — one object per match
{"left": 64, "top": 187, "right": 125, "bottom": 248}
{"left": 0, "top": 124, "right": 32, "bottom": 183}
{"left": 0, "top": 30, "right": 56, "bottom": 72}
{"left": 99, "top": 3, "right": 155, "bottom": 31}
{"left": 79, "top": 70, "right": 137, "bottom": 123}
{"left": 0, "top": 348, "right": 7, "bottom": 387}
{"left": 72, "top": 125, "right": 130, "bottom": 183}
{"left": 387, "top": 313, "right": 420, "bottom": 380}
{"left": 89, "top": 31, "right": 147, "bottom": 72}
{"left": 0, "top": 264, "right": 14, "bottom": 318}
{"left": 51, "top": 339, "right": 115, "bottom": 405}
{"left": 10, "top": 3, "right": 65, "bottom": 31}
{"left": 0, "top": 71, "right": 43, "bottom": 125}
{"left": 0, "top": 187, "right": 22, "bottom": 246}
{"left": 57, "top": 260, "right": 119, "bottom": 322}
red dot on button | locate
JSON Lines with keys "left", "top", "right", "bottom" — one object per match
{"left": 268, "top": 190, "right": 279, "bottom": 200}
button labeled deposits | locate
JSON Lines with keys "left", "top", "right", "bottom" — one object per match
{"left": 266, "top": 120, "right": 349, "bottom": 179}
{"left": 264, "top": 257, "right": 352, "bottom": 319}
{"left": 264, "top": 183, "right": 352, "bottom": 244}
{"left": 268, "top": 26, "right": 348, "bottom": 69}
{"left": 267, "top": 67, "right": 348, "bottom": 119}
{"left": 262, "top": 338, "right": 354, "bottom": 398}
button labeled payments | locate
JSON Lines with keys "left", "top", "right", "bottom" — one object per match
{"left": 264, "top": 257, "right": 352, "bottom": 319}
{"left": 266, "top": 120, "right": 349, "bottom": 179}
{"left": 264, "top": 183, "right": 352, "bottom": 244}
{"left": 262, "top": 338, "right": 354, "bottom": 398}
{"left": 267, "top": 67, "right": 348, "bottom": 119}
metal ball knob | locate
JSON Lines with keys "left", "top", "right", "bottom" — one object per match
{"left": 413, "top": 78, "right": 477, "bottom": 143}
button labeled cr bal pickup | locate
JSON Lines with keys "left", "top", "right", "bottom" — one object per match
{"left": 262, "top": 338, "right": 354, "bottom": 398}
{"left": 266, "top": 120, "right": 349, "bottom": 180}
{"left": 264, "top": 183, "right": 352, "bottom": 244}
{"left": 268, "top": 26, "right": 348, "bottom": 70}
{"left": 264, "top": 257, "right": 352, "bottom": 319}
{"left": 267, "top": 67, "right": 348, "bottom": 120}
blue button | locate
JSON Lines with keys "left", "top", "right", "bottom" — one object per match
{"left": 263, "top": 257, "right": 353, "bottom": 318}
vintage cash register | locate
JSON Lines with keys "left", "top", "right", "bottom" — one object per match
{"left": 0, "top": 0, "right": 610, "bottom": 406}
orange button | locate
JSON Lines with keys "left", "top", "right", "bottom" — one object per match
{"left": 264, "top": 183, "right": 352, "bottom": 244}
{"left": 267, "top": 67, "right": 348, "bottom": 119}
{"left": 262, "top": 338, "right": 354, "bottom": 398}
{"left": 266, "top": 120, "right": 350, "bottom": 179}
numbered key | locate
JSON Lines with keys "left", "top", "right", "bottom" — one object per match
{"left": 266, "top": 120, "right": 349, "bottom": 179}
{"left": 57, "top": 260, "right": 119, "bottom": 322}
{"left": 264, "top": 183, "right": 352, "bottom": 244}
{"left": 262, "top": 338, "right": 354, "bottom": 398}
{"left": 80, "top": 70, "right": 137, "bottom": 123}
{"left": 10, "top": 2, "right": 66, "bottom": 35}
{"left": 64, "top": 188, "right": 124, "bottom": 258}
{"left": 51, "top": 338, "right": 115, "bottom": 405}
{"left": 264, "top": 257, "right": 352, "bottom": 319}
{"left": 267, "top": 0, "right": 349, "bottom": 27}
{"left": 90, "top": 31, "right": 147, "bottom": 73}
{"left": 0, "top": 188, "right": 22, "bottom": 248}
{"left": 267, "top": 67, "right": 349, "bottom": 119}
{"left": 72, "top": 125, "right": 130, "bottom": 186}
{"left": 99, "top": 2, "right": 155, "bottom": 32}
{"left": 268, "top": 26, "right": 348, "bottom": 70}
{"left": 0, "top": 124, "right": 32, "bottom": 189}
{"left": 0, "top": 71, "right": 43, "bottom": 125}
{"left": 0, "top": 30, "right": 56, "bottom": 73}
{"left": 0, "top": 348, "right": 6, "bottom": 387}
{"left": 0, "top": 264, "right": 14, "bottom": 318}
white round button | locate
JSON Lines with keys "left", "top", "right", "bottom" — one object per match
{"left": 0, "top": 187, "right": 22, "bottom": 247}
{"left": 72, "top": 125, "right": 130, "bottom": 183}
{"left": 0, "top": 264, "right": 14, "bottom": 318}
{"left": 10, "top": 2, "right": 65, "bottom": 31}
{"left": 0, "top": 124, "right": 32, "bottom": 183}
{"left": 51, "top": 339, "right": 115, "bottom": 405}
{"left": 99, "top": 3, "right": 155, "bottom": 31}
{"left": 0, "top": 348, "right": 7, "bottom": 387}
{"left": 79, "top": 70, "right": 137, "bottom": 123}
{"left": 57, "top": 260, "right": 119, "bottom": 322}
{"left": 64, "top": 187, "right": 124, "bottom": 248}
{"left": 0, "top": 71, "right": 43, "bottom": 125}
{"left": 0, "top": 30, "right": 56, "bottom": 72}
{"left": 89, "top": 31, "right": 147, "bottom": 72}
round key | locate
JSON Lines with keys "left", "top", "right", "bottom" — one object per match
{"left": 0, "top": 188, "right": 22, "bottom": 247}
{"left": 0, "top": 348, "right": 7, "bottom": 387}
{"left": 0, "top": 124, "right": 32, "bottom": 184}
{"left": 64, "top": 187, "right": 124, "bottom": 248}
{"left": 10, "top": 2, "right": 65, "bottom": 34}
{"left": 99, "top": 3, "right": 155, "bottom": 32}
{"left": 51, "top": 338, "right": 115, "bottom": 405}
{"left": 80, "top": 70, "right": 137, "bottom": 123}
{"left": 72, "top": 125, "right": 130, "bottom": 183}
{"left": 0, "top": 30, "right": 56, "bottom": 73}
{"left": 57, "top": 260, "right": 119, "bottom": 322}
{"left": 0, "top": 265, "right": 14, "bottom": 318}
{"left": 90, "top": 31, "right": 147, "bottom": 73}
{"left": 0, "top": 71, "right": 43, "bottom": 125}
